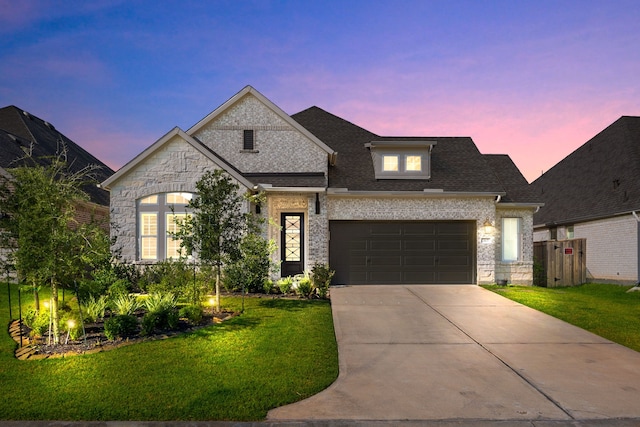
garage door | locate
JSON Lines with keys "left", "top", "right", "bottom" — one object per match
{"left": 329, "top": 221, "right": 475, "bottom": 285}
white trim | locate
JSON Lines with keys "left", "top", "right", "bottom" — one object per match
{"left": 258, "top": 185, "right": 326, "bottom": 193}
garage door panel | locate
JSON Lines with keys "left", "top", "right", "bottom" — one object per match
{"left": 404, "top": 240, "right": 436, "bottom": 251}
{"left": 370, "top": 240, "right": 402, "bottom": 251}
{"left": 438, "top": 255, "right": 471, "bottom": 267}
{"left": 370, "top": 223, "right": 402, "bottom": 235}
{"left": 404, "top": 256, "right": 435, "bottom": 266}
{"left": 403, "top": 222, "right": 436, "bottom": 236}
{"left": 370, "top": 256, "right": 403, "bottom": 266}
{"left": 330, "top": 221, "right": 475, "bottom": 285}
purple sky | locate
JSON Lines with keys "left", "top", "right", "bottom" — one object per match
{"left": 2, "top": 0, "right": 639, "bottom": 183}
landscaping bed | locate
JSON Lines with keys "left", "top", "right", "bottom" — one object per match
{"left": 11, "top": 309, "right": 237, "bottom": 359}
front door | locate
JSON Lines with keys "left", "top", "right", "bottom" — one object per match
{"left": 281, "top": 213, "right": 304, "bottom": 276}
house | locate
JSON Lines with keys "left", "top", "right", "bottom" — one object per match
{"left": 0, "top": 105, "right": 114, "bottom": 226}
{"left": 531, "top": 116, "right": 640, "bottom": 284}
{"left": 102, "top": 86, "right": 541, "bottom": 285}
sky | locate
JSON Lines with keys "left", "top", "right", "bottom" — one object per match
{"left": 1, "top": 0, "right": 639, "bottom": 183}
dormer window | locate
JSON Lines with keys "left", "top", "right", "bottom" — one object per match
{"left": 366, "top": 139, "right": 435, "bottom": 180}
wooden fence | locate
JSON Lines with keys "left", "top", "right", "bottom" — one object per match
{"left": 533, "top": 239, "right": 587, "bottom": 287}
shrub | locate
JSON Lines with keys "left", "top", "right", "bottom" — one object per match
{"left": 296, "top": 277, "right": 314, "bottom": 298}
{"left": 104, "top": 315, "right": 138, "bottom": 340}
{"left": 59, "top": 312, "right": 82, "bottom": 341}
{"left": 107, "top": 279, "right": 131, "bottom": 298}
{"left": 141, "top": 293, "right": 179, "bottom": 334}
{"left": 83, "top": 295, "right": 108, "bottom": 323}
{"left": 179, "top": 304, "right": 204, "bottom": 325}
{"left": 110, "top": 294, "right": 141, "bottom": 316}
{"left": 24, "top": 309, "right": 49, "bottom": 338}
{"left": 277, "top": 276, "right": 293, "bottom": 294}
{"left": 263, "top": 278, "right": 274, "bottom": 294}
{"left": 311, "top": 263, "right": 335, "bottom": 299}
{"left": 223, "top": 228, "right": 278, "bottom": 293}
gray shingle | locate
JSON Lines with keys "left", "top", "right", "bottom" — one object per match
{"left": 531, "top": 116, "right": 640, "bottom": 225}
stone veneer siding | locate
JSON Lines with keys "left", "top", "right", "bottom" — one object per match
{"left": 327, "top": 195, "right": 498, "bottom": 284}
{"left": 266, "top": 192, "right": 328, "bottom": 278}
{"left": 193, "top": 95, "right": 328, "bottom": 174}
{"left": 495, "top": 207, "right": 535, "bottom": 285}
{"left": 109, "top": 135, "right": 248, "bottom": 262}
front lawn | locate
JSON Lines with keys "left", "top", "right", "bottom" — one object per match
{"left": 0, "top": 285, "right": 338, "bottom": 421}
{"left": 483, "top": 283, "right": 640, "bottom": 352}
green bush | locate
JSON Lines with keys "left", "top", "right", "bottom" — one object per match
{"left": 141, "top": 293, "right": 179, "bottom": 334}
{"left": 295, "top": 276, "right": 314, "bottom": 298}
{"left": 24, "top": 309, "right": 49, "bottom": 338}
{"left": 59, "top": 312, "right": 82, "bottom": 341}
{"left": 263, "top": 278, "right": 275, "bottom": 294}
{"left": 104, "top": 315, "right": 138, "bottom": 340}
{"left": 110, "top": 294, "right": 141, "bottom": 316}
{"left": 83, "top": 294, "right": 108, "bottom": 323}
{"left": 179, "top": 304, "right": 204, "bottom": 325}
{"left": 311, "top": 263, "right": 335, "bottom": 299}
{"left": 277, "top": 276, "right": 293, "bottom": 294}
{"left": 223, "top": 230, "right": 278, "bottom": 293}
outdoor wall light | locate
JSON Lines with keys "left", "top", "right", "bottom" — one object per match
{"left": 483, "top": 220, "right": 494, "bottom": 233}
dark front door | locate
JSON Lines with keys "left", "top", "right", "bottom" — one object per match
{"left": 329, "top": 220, "right": 476, "bottom": 285}
{"left": 281, "top": 213, "right": 304, "bottom": 276}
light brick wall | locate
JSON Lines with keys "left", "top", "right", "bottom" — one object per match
{"left": 574, "top": 215, "right": 639, "bottom": 283}
{"left": 109, "top": 135, "right": 249, "bottom": 262}
{"left": 265, "top": 192, "right": 328, "bottom": 278}
{"left": 495, "top": 207, "right": 535, "bottom": 285}
{"left": 327, "top": 195, "right": 498, "bottom": 284}
{"left": 193, "top": 94, "right": 328, "bottom": 175}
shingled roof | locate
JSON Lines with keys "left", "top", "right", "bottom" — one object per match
{"left": 531, "top": 116, "right": 640, "bottom": 226}
{"left": 0, "top": 105, "right": 114, "bottom": 206}
{"left": 292, "top": 106, "right": 534, "bottom": 201}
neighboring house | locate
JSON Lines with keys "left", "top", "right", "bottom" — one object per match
{"left": 0, "top": 105, "right": 114, "bottom": 226}
{"left": 531, "top": 116, "right": 640, "bottom": 284}
{"left": 102, "top": 86, "right": 541, "bottom": 285}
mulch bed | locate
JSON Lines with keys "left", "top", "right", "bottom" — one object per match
{"left": 10, "top": 310, "right": 237, "bottom": 360}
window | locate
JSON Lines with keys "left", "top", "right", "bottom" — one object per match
{"left": 243, "top": 129, "right": 254, "bottom": 150}
{"left": 137, "top": 192, "right": 193, "bottom": 260}
{"left": 502, "top": 218, "right": 522, "bottom": 262}
{"left": 405, "top": 155, "right": 422, "bottom": 171}
{"left": 382, "top": 155, "right": 399, "bottom": 171}
{"left": 365, "top": 140, "right": 434, "bottom": 180}
{"left": 140, "top": 213, "right": 158, "bottom": 259}
{"left": 566, "top": 226, "right": 574, "bottom": 239}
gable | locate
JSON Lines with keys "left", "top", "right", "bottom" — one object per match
{"left": 102, "top": 127, "right": 253, "bottom": 191}
{"left": 187, "top": 86, "right": 335, "bottom": 178}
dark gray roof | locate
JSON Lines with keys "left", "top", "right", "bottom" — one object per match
{"left": 0, "top": 105, "right": 114, "bottom": 206}
{"left": 292, "top": 106, "right": 528, "bottom": 197}
{"left": 483, "top": 154, "right": 540, "bottom": 203}
{"left": 531, "top": 116, "right": 640, "bottom": 225}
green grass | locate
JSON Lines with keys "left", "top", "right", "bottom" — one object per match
{"left": 483, "top": 283, "right": 640, "bottom": 352}
{"left": 0, "top": 284, "right": 338, "bottom": 421}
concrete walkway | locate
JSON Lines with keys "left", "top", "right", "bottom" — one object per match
{"left": 267, "top": 285, "right": 640, "bottom": 424}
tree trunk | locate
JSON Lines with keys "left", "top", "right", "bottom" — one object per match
{"left": 32, "top": 280, "right": 40, "bottom": 314}
{"left": 51, "top": 278, "right": 59, "bottom": 344}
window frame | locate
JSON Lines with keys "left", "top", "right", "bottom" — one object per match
{"left": 501, "top": 217, "right": 523, "bottom": 262}
{"left": 137, "top": 192, "right": 193, "bottom": 261}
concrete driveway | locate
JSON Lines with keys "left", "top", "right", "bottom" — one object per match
{"left": 267, "top": 285, "right": 640, "bottom": 423}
